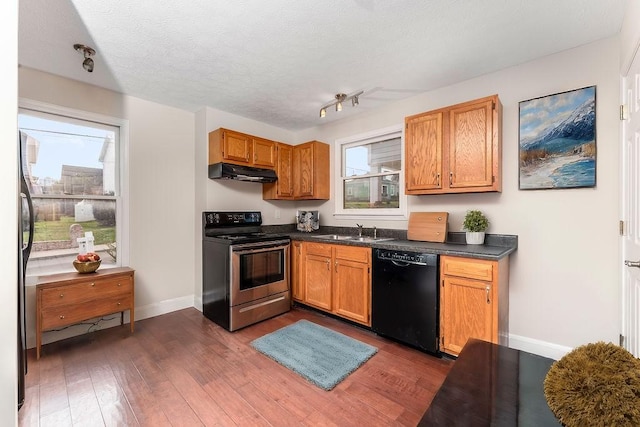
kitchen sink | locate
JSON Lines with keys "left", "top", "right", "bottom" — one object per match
{"left": 314, "top": 234, "right": 354, "bottom": 240}
{"left": 314, "top": 234, "right": 395, "bottom": 243}
{"left": 350, "top": 236, "right": 395, "bottom": 242}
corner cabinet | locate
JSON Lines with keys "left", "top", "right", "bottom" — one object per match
{"left": 263, "top": 143, "right": 294, "bottom": 199}
{"left": 439, "top": 256, "right": 509, "bottom": 357}
{"left": 263, "top": 140, "right": 330, "bottom": 200}
{"left": 293, "top": 241, "right": 371, "bottom": 326}
{"left": 405, "top": 95, "right": 502, "bottom": 195}
{"left": 209, "top": 128, "right": 276, "bottom": 169}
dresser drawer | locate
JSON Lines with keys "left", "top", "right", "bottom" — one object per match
{"left": 40, "top": 294, "right": 133, "bottom": 330}
{"left": 442, "top": 257, "right": 494, "bottom": 281}
{"left": 40, "top": 276, "right": 133, "bottom": 308}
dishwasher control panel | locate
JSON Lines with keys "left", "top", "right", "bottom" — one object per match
{"left": 375, "top": 250, "right": 438, "bottom": 266}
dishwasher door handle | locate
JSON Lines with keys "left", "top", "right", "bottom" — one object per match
{"left": 390, "top": 259, "right": 427, "bottom": 267}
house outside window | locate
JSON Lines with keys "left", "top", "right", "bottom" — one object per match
{"left": 18, "top": 102, "right": 128, "bottom": 276}
{"left": 334, "top": 125, "right": 406, "bottom": 219}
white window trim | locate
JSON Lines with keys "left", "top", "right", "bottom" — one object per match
{"left": 18, "top": 98, "right": 131, "bottom": 269}
{"left": 333, "top": 124, "right": 407, "bottom": 220}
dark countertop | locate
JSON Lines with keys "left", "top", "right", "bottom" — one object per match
{"left": 277, "top": 227, "right": 517, "bottom": 261}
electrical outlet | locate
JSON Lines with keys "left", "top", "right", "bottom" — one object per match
{"left": 275, "top": 210, "right": 281, "bottom": 219}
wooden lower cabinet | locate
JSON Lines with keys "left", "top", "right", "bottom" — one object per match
{"left": 440, "top": 256, "right": 509, "bottom": 356}
{"left": 294, "top": 241, "right": 371, "bottom": 326}
{"left": 291, "top": 241, "right": 304, "bottom": 301}
{"left": 35, "top": 267, "right": 135, "bottom": 359}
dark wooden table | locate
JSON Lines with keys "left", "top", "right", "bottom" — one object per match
{"left": 419, "top": 338, "right": 561, "bottom": 426}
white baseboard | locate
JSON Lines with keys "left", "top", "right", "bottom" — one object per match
{"left": 509, "top": 333, "right": 572, "bottom": 360}
{"left": 135, "top": 294, "right": 196, "bottom": 320}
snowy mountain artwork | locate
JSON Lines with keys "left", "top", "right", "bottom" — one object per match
{"left": 519, "top": 86, "right": 596, "bottom": 189}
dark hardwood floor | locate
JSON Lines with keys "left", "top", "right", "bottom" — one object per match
{"left": 19, "top": 307, "right": 453, "bottom": 426}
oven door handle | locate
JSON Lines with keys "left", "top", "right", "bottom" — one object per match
{"left": 232, "top": 240, "right": 291, "bottom": 253}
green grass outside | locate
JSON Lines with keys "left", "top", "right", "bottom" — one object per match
{"left": 34, "top": 215, "right": 115, "bottom": 245}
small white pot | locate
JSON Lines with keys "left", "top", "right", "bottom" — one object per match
{"left": 465, "top": 231, "right": 485, "bottom": 245}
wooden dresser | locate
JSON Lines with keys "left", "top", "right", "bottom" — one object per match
{"left": 35, "top": 267, "right": 135, "bottom": 359}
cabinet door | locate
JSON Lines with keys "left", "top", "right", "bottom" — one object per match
{"left": 222, "top": 130, "right": 252, "bottom": 164}
{"left": 441, "top": 275, "right": 493, "bottom": 356}
{"left": 448, "top": 98, "right": 496, "bottom": 190}
{"left": 334, "top": 258, "right": 370, "bottom": 325}
{"left": 405, "top": 111, "right": 443, "bottom": 193}
{"left": 291, "top": 241, "right": 304, "bottom": 301}
{"left": 252, "top": 137, "right": 276, "bottom": 168}
{"left": 275, "top": 143, "right": 294, "bottom": 197}
{"left": 294, "top": 143, "right": 315, "bottom": 198}
{"left": 303, "top": 244, "right": 333, "bottom": 310}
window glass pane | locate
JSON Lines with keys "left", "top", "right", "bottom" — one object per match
{"left": 18, "top": 111, "right": 120, "bottom": 276}
{"left": 343, "top": 174, "right": 400, "bottom": 209}
{"left": 344, "top": 137, "right": 401, "bottom": 177}
{"left": 19, "top": 115, "right": 117, "bottom": 196}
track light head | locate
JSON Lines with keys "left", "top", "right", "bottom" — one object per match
{"left": 82, "top": 57, "right": 94, "bottom": 73}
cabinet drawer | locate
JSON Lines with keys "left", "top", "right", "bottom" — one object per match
{"left": 41, "top": 294, "right": 133, "bottom": 330}
{"left": 40, "top": 277, "right": 133, "bottom": 308}
{"left": 334, "top": 245, "right": 370, "bottom": 263}
{"left": 304, "top": 242, "right": 333, "bottom": 257}
{"left": 442, "top": 257, "right": 493, "bottom": 281}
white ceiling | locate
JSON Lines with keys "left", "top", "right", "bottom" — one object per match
{"left": 18, "top": 0, "right": 627, "bottom": 131}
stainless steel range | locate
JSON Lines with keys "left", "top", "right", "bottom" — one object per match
{"left": 202, "top": 211, "right": 291, "bottom": 331}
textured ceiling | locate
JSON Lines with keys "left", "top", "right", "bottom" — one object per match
{"left": 18, "top": 0, "right": 626, "bottom": 131}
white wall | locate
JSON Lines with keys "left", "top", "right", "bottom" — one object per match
{"left": 1, "top": 0, "right": 18, "bottom": 424}
{"left": 18, "top": 68, "right": 197, "bottom": 340}
{"left": 299, "top": 37, "right": 621, "bottom": 357}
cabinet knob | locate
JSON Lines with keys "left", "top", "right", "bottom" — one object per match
{"left": 59, "top": 294, "right": 64, "bottom": 298}
{"left": 91, "top": 282, "right": 95, "bottom": 287}
{"left": 117, "top": 283, "right": 121, "bottom": 286}
{"left": 486, "top": 286, "right": 491, "bottom": 304}
{"left": 117, "top": 302, "right": 121, "bottom": 306}
{"left": 59, "top": 315, "right": 65, "bottom": 319}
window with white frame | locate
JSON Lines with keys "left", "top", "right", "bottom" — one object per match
{"left": 18, "top": 104, "right": 127, "bottom": 276}
{"left": 334, "top": 125, "right": 406, "bottom": 218}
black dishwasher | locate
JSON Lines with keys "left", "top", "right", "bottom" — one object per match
{"left": 372, "top": 248, "right": 440, "bottom": 355}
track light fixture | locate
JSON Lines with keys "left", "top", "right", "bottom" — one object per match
{"left": 74, "top": 44, "right": 96, "bottom": 73}
{"left": 319, "top": 90, "right": 363, "bottom": 118}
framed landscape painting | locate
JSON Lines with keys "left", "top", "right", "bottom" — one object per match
{"left": 518, "top": 86, "right": 596, "bottom": 190}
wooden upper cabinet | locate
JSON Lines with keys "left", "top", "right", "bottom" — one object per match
{"left": 208, "top": 128, "right": 276, "bottom": 169}
{"left": 263, "top": 143, "right": 294, "bottom": 199}
{"left": 293, "top": 141, "right": 330, "bottom": 200}
{"left": 449, "top": 98, "right": 496, "bottom": 190}
{"left": 251, "top": 136, "right": 276, "bottom": 168}
{"left": 405, "top": 95, "right": 502, "bottom": 195}
{"left": 405, "top": 112, "right": 443, "bottom": 192}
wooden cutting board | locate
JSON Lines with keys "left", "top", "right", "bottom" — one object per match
{"left": 407, "top": 212, "right": 449, "bottom": 242}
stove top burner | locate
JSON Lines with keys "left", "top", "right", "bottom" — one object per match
{"left": 217, "top": 232, "right": 267, "bottom": 240}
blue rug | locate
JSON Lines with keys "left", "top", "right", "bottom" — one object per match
{"left": 250, "top": 319, "right": 378, "bottom": 390}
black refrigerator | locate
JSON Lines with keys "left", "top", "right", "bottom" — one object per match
{"left": 18, "top": 131, "right": 34, "bottom": 410}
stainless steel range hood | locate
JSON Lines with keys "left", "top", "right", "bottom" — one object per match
{"left": 208, "top": 162, "right": 278, "bottom": 183}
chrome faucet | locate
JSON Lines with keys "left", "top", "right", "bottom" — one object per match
{"left": 356, "top": 223, "right": 363, "bottom": 237}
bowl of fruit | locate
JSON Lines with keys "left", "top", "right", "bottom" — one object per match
{"left": 73, "top": 252, "right": 101, "bottom": 273}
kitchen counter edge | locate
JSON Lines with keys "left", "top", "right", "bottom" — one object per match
{"left": 287, "top": 232, "right": 517, "bottom": 261}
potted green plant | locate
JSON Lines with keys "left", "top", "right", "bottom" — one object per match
{"left": 463, "top": 210, "right": 489, "bottom": 245}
